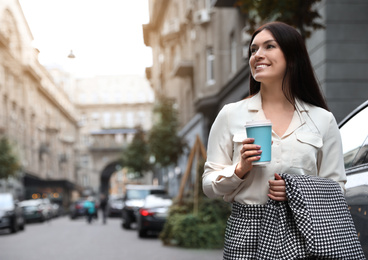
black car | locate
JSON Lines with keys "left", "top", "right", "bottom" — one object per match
{"left": 121, "top": 185, "right": 166, "bottom": 229}
{"left": 137, "top": 194, "right": 172, "bottom": 238}
{"left": 0, "top": 193, "right": 25, "bottom": 233}
{"left": 338, "top": 100, "right": 368, "bottom": 257}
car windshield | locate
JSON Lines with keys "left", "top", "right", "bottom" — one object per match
{"left": 340, "top": 105, "right": 368, "bottom": 168}
{"left": 126, "top": 190, "right": 150, "bottom": 200}
{"left": 0, "top": 194, "right": 13, "bottom": 208}
{"left": 126, "top": 189, "right": 165, "bottom": 200}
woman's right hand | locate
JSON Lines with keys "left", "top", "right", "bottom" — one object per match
{"left": 234, "top": 138, "right": 262, "bottom": 179}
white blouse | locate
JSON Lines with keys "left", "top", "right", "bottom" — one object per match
{"left": 202, "top": 93, "right": 346, "bottom": 205}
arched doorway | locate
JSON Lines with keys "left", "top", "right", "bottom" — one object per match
{"left": 99, "top": 161, "right": 123, "bottom": 195}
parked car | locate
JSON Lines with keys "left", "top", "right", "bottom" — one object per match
{"left": 41, "top": 198, "right": 55, "bottom": 219}
{"left": 69, "top": 198, "right": 98, "bottom": 220}
{"left": 338, "top": 100, "right": 368, "bottom": 257}
{"left": 137, "top": 194, "right": 172, "bottom": 238}
{"left": 0, "top": 193, "right": 25, "bottom": 233}
{"left": 121, "top": 185, "right": 166, "bottom": 229}
{"left": 106, "top": 196, "right": 124, "bottom": 217}
{"left": 20, "top": 199, "right": 49, "bottom": 223}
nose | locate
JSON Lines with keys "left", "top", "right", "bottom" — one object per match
{"left": 254, "top": 48, "right": 265, "bottom": 59}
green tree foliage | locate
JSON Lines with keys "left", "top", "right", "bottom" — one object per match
{"left": 0, "top": 137, "right": 20, "bottom": 179}
{"left": 235, "top": 0, "right": 325, "bottom": 40}
{"left": 121, "top": 127, "right": 150, "bottom": 178}
{"left": 148, "top": 96, "right": 185, "bottom": 167}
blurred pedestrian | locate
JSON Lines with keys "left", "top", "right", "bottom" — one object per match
{"left": 202, "top": 21, "right": 348, "bottom": 259}
{"left": 83, "top": 196, "right": 96, "bottom": 224}
{"left": 99, "top": 194, "right": 108, "bottom": 224}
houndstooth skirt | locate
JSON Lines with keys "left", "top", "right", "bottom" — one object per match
{"left": 223, "top": 202, "right": 266, "bottom": 260}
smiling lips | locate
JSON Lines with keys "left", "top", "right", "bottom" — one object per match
{"left": 255, "top": 64, "right": 269, "bottom": 69}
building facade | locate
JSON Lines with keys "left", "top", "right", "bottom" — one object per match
{"left": 0, "top": 0, "right": 79, "bottom": 206}
{"left": 143, "top": 0, "right": 368, "bottom": 195}
{"left": 0, "top": 0, "right": 157, "bottom": 206}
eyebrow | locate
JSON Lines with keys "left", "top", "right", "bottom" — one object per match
{"left": 250, "top": 39, "right": 277, "bottom": 48}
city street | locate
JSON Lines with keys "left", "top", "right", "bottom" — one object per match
{"left": 0, "top": 214, "right": 223, "bottom": 260}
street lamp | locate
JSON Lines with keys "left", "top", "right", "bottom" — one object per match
{"left": 67, "top": 50, "right": 75, "bottom": 59}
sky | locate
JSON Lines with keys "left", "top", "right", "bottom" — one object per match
{"left": 19, "top": 0, "right": 152, "bottom": 79}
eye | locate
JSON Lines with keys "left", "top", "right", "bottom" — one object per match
{"left": 250, "top": 47, "right": 258, "bottom": 55}
{"left": 266, "top": 44, "right": 275, "bottom": 49}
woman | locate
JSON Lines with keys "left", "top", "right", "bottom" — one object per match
{"left": 202, "top": 22, "right": 346, "bottom": 259}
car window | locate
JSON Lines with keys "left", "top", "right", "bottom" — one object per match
{"left": 340, "top": 106, "right": 368, "bottom": 168}
{"left": 126, "top": 190, "right": 149, "bottom": 200}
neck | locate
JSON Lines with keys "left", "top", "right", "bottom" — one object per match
{"left": 260, "top": 84, "right": 294, "bottom": 110}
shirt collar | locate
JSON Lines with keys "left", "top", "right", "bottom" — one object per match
{"left": 248, "top": 92, "right": 310, "bottom": 113}
{"left": 248, "top": 92, "right": 263, "bottom": 112}
{"left": 295, "top": 98, "right": 310, "bottom": 113}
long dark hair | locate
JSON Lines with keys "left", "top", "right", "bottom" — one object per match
{"left": 248, "top": 21, "right": 329, "bottom": 111}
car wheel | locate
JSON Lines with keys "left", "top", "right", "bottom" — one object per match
{"left": 19, "top": 220, "right": 25, "bottom": 231}
{"left": 122, "top": 219, "right": 131, "bottom": 229}
{"left": 121, "top": 211, "right": 131, "bottom": 229}
{"left": 138, "top": 228, "right": 147, "bottom": 238}
{"left": 10, "top": 220, "right": 19, "bottom": 233}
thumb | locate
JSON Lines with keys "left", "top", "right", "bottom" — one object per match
{"left": 274, "top": 173, "right": 282, "bottom": 180}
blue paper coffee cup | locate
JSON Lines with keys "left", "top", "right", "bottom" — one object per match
{"left": 245, "top": 120, "right": 272, "bottom": 165}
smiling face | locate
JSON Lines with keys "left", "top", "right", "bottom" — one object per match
{"left": 249, "top": 29, "right": 287, "bottom": 86}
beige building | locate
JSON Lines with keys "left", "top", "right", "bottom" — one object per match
{"left": 73, "top": 75, "right": 155, "bottom": 195}
{"left": 0, "top": 0, "right": 79, "bottom": 205}
{"left": 0, "top": 0, "right": 156, "bottom": 205}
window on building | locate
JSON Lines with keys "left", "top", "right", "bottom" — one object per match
{"left": 126, "top": 112, "right": 134, "bottom": 128}
{"left": 230, "top": 32, "right": 237, "bottom": 74}
{"left": 206, "top": 47, "right": 215, "bottom": 85}
{"left": 82, "top": 134, "right": 90, "bottom": 146}
{"left": 81, "top": 155, "right": 89, "bottom": 167}
{"left": 138, "top": 111, "right": 145, "bottom": 126}
{"left": 91, "top": 113, "right": 100, "bottom": 122}
{"left": 79, "top": 114, "right": 87, "bottom": 126}
{"left": 103, "top": 112, "right": 111, "bottom": 128}
{"left": 115, "top": 112, "right": 122, "bottom": 126}
{"left": 115, "top": 134, "right": 123, "bottom": 143}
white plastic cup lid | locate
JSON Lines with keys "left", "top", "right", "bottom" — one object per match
{"left": 244, "top": 119, "right": 272, "bottom": 128}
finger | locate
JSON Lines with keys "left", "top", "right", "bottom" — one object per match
{"left": 241, "top": 150, "right": 262, "bottom": 159}
{"left": 269, "top": 180, "right": 286, "bottom": 188}
{"left": 268, "top": 193, "right": 287, "bottom": 201}
{"left": 268, "top": 189, "right": 286, "bottom": 197}
{"left": 242, "top": 138, "right": 255, "bottom": 144}
{"left": 240, "top": 144, "right": 261, "bottom": 153}
{"left": 269, "top": 185, "right": 286, "bottom": 192}
{"left": 274, "top": 173, "right": 282, "bottom": 180}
